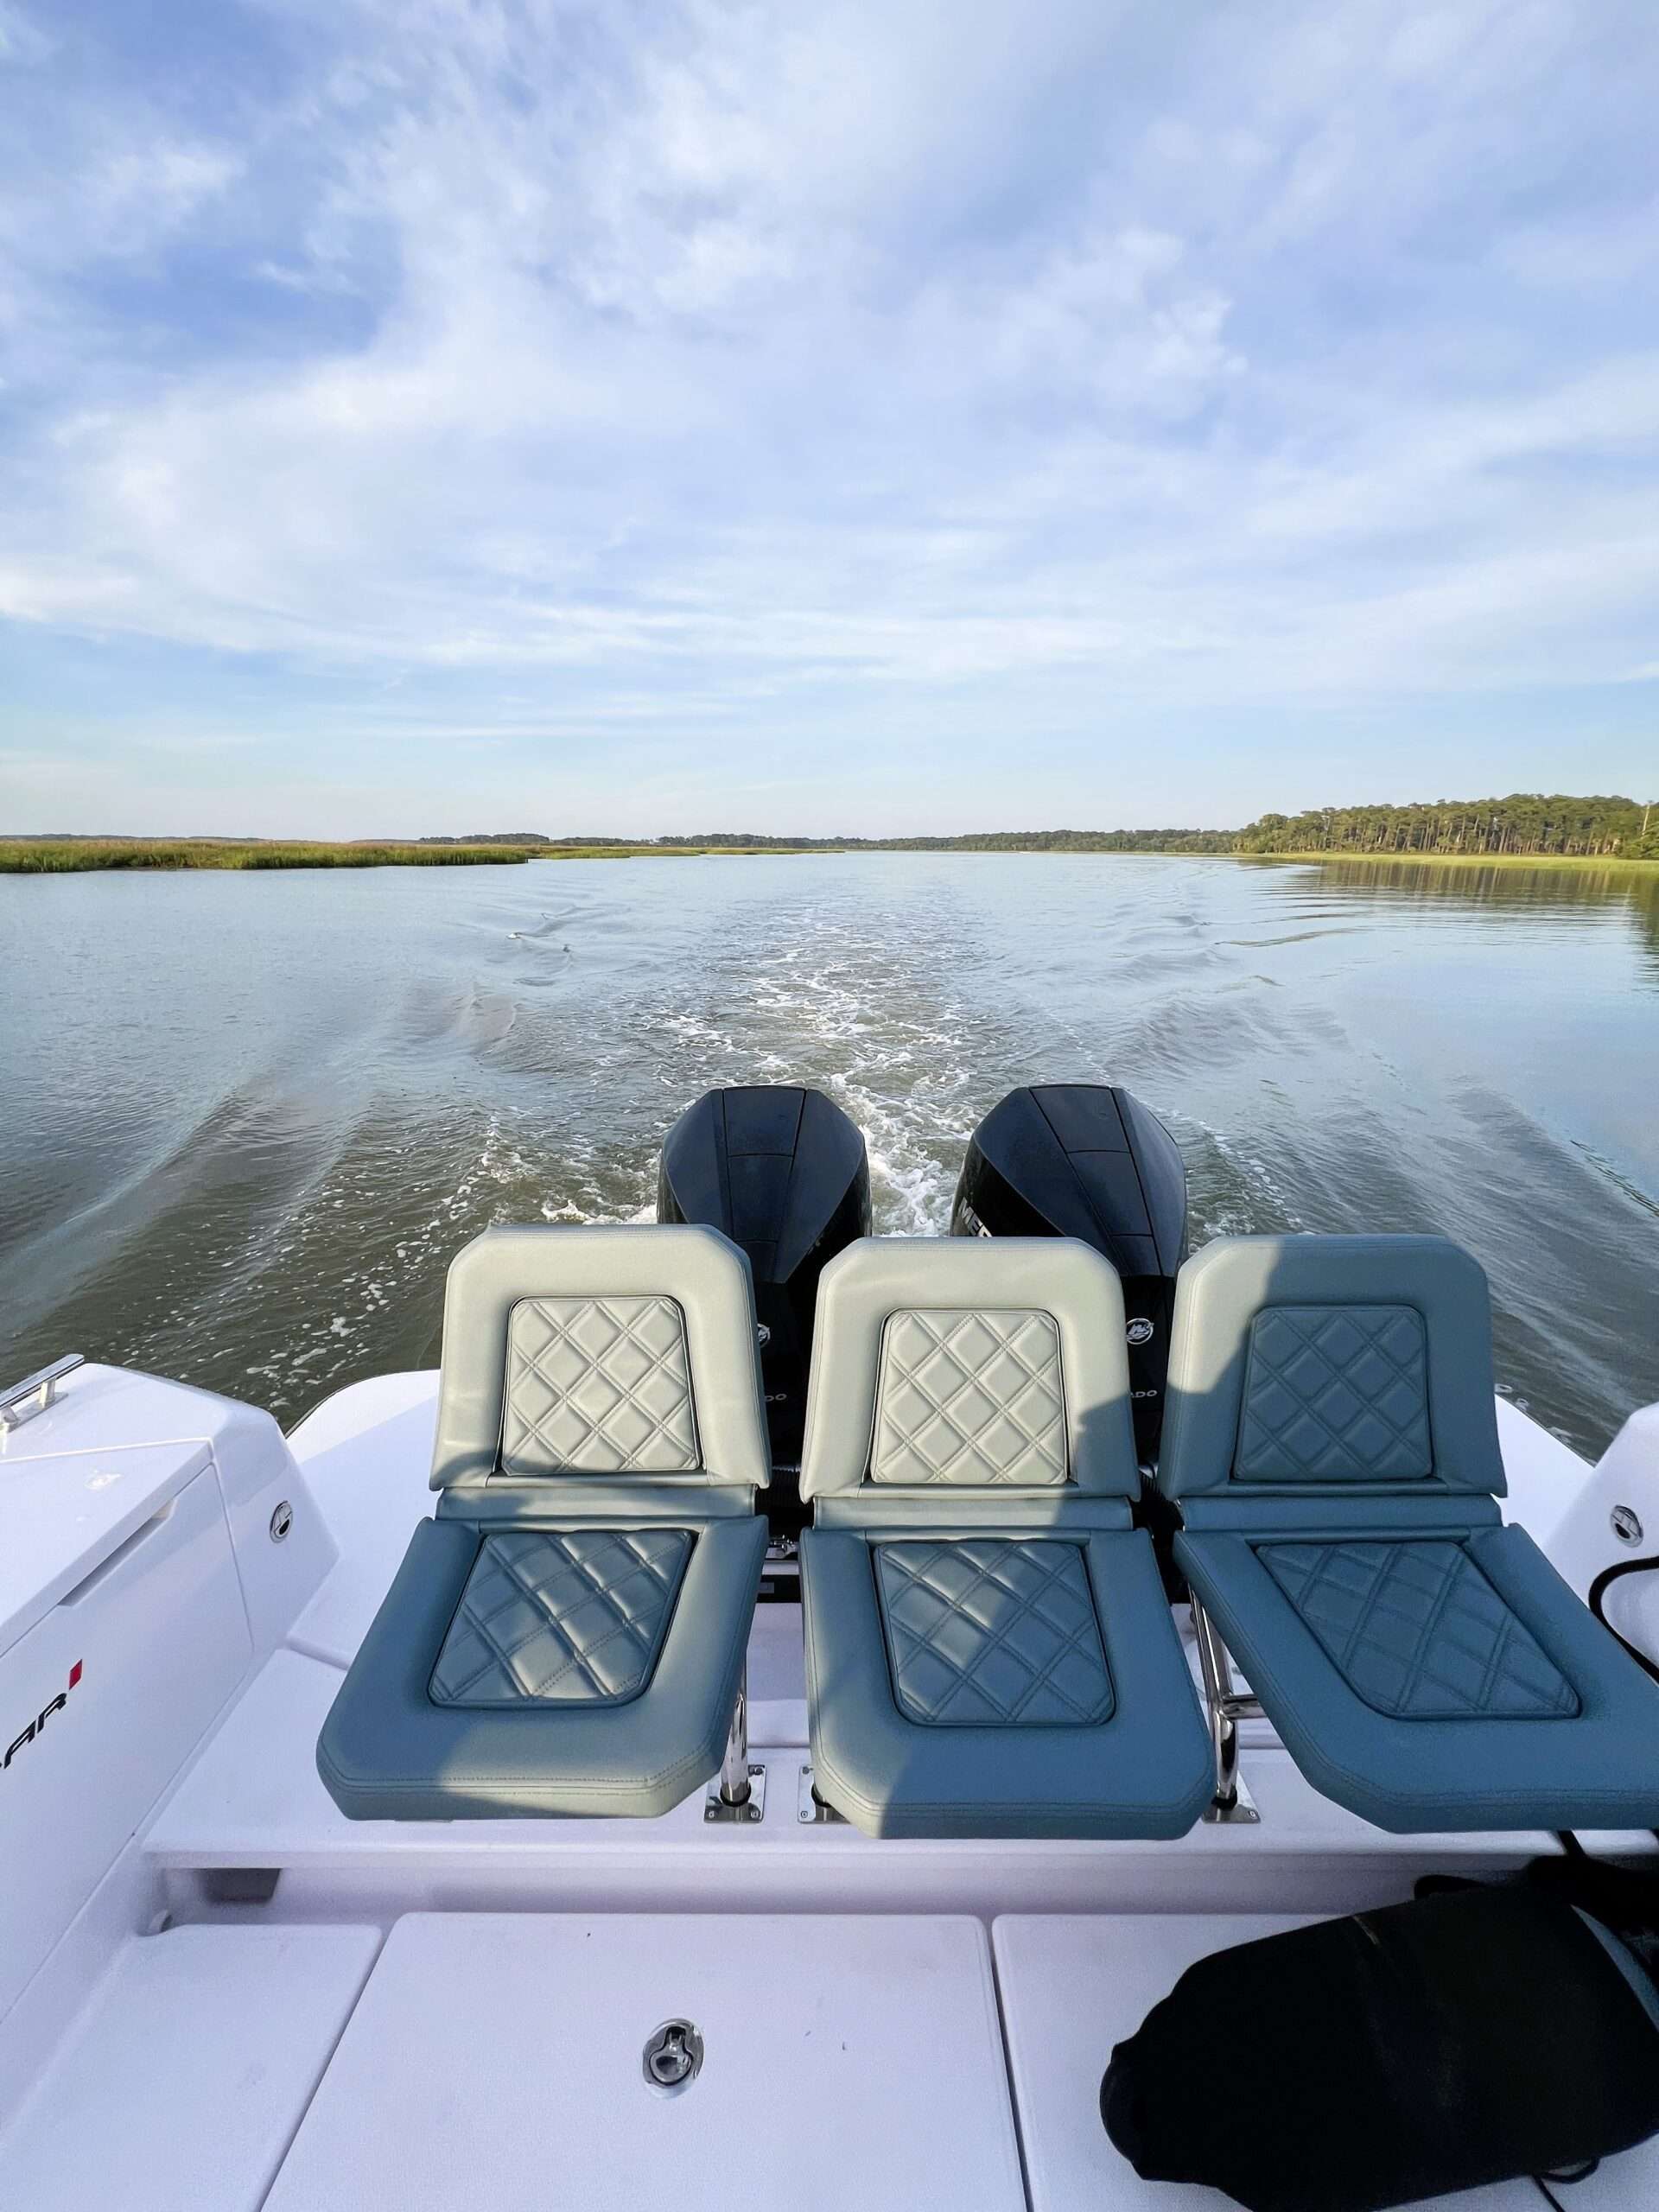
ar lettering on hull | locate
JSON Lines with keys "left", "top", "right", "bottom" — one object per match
{"left": 3, "top": 1662, "right": 82, "bottom": 1772}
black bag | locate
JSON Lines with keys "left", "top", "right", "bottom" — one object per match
{"left": 1100, "top": 1876, "right": 1659, "bottom": 2212}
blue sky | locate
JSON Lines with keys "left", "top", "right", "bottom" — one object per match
{"left": 2, "top": 0, "right": 1656, "bottom": 837}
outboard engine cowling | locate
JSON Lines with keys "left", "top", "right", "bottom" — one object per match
{"left": 658, "top": 1085, "right": 870, "bottom": 1524}
{"left": 951, "top": 1084, "right": 1186, "bottom": 1461}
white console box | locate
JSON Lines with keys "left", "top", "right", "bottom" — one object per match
{"left": 0, "top": 1457, "right": 252, "bottom": 2012}
{"left": 0, "top": 1363, "right": 335, "bottom": 2024}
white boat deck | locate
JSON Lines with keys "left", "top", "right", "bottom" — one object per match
{"left": 10, "top": 1904, "right": 1659, "bottom": 2211}
{"left": 0, "top": 1925, "right": 382, "bottom": 2212}
{"left": 3, "top": 1363, "right": 1658, "bottom": 2210}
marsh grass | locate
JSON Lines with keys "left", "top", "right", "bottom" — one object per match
{"left": 0, "top": 838, "right": 538, "bottom": 873}
{"left": 0, "top": 837, "right": 817, "bottom": 873}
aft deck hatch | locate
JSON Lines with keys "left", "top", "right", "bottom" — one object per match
{"left": 262, "top": 1912, "right": 1024, "bottom": 2211}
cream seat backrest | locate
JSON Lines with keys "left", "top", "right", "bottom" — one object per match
{"left": 430, "top": 1224, "right": 771, "bottom": 1521}
{"left": 800, "top": 1236, "right": 1139, "bottom": 1530}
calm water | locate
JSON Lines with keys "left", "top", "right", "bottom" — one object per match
{"left": 3, "top": 855, "right": 1656, "bottom": 1458}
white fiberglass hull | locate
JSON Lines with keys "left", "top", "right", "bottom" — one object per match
{"left": 2, "top": 1360, "right": 1656, "bottom": 2210}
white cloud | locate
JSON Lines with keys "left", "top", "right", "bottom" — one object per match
{"left": 0, "top": 0, "right": 1656, "bottom": 830}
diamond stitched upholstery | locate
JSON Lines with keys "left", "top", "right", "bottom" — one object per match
{"left": 1236, "top": 1305, "right": 1431, "bottom": 1482}
{"left": 1258, "top": 1539, "right": 1580, "bottom": 1720}
{"left": 874, "top": 1539, "right": 1115, "bottom": 1726}
{"left": 871, "top": 1309, "right": 1066, "bottom": 1486}
{"left": 429, "top": 1529, "right": 692, "bottom": 1706}
{"left": 501, "top": 1296, "right": 698, "bottom": 1475}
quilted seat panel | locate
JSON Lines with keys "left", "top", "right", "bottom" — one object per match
{"left": 874, "top": 1538, "right": 1115, "bottom": 1726}
{"left": 501, "top": 1296, "right": 698, "bottom": 1475}
{"left": 1258, "top": 1538, "right": 1580, "bottom": 1720}
{"left": 429, "top": 1529, "right": 692, "bottom": 1706}
{"left": 1236, "top": 1304, "right": 1431, "bottom": 1482}
{"left": 871, "top": 1308, "right": 1066, "bottom": 1485}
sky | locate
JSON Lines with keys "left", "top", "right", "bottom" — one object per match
{"left": 1, "top": 0, "right": 1656, "bottom": 838}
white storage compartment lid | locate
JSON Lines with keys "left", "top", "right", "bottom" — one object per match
{"left": 0, "top": 1439, "right": 213, "bottom": 1659}
{"left": 0, "top": 1924, "right": 382, "bottom": 2212}
{"left": 265, "top": 1912, "right": 1026, "bottom": 2212}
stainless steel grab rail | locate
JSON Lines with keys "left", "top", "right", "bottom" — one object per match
{"left": 0, "top": 1353, "right": 85, "bottom": 1432}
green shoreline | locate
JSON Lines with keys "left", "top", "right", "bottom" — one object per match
{"left": 3, "top": 834, "right": 1655, "bottom": 877}
{"left": 1235, "top": 849, "right": 1659, "bottom": 874}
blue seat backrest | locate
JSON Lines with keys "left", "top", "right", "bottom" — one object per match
{"left": 1156, "top": 1236, "right": 1504, "bottom": 1504}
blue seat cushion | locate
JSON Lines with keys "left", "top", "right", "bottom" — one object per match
{"left": 1256, "top": 1539, "right": 1579, "bottom": 1721}
{"left": 875, "top": 1537, "right": 1116, "bottom": 1726}
{"left": 1177, "top": 1521, "right": 1659, "bottom": 1833}
{"left": 429, "top": 1529, "right": 691, "bottom": 1707}
{"left": 803, "top": 1526, "right": 1212, "bottom": 1840}
{"left": 317, "top": 1515, "right": 766, "bottom": 1821}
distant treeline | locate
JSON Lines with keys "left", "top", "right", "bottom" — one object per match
{"left": 1230, "top": 793, "right": 1654, "bottom": 860}
{"left": 648, "top": 826, "right": 1231, "bottom": 852}
{"left": 10, "top": 794, "right": 1655, "bottom": 872}
{"left": 640, "top": 793, "right": 1657, "bottom": 861}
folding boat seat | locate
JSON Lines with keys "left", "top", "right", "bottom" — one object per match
{"left": 1160, "top": 1234, "right": 1659, "bottom": 1833}
{"left": 798, "top": 1237, "right": 1214, "bottom": 1839}
{"left": 316, "top": 1224, "right": 771, "bottom": 1820}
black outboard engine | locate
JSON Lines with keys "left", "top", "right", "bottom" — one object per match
{"left": 658, "top": 1085, "right": 870, "bottom": 1528}
{"left": 951, "top": 1084, "right": 1186, "bottom": 1462}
